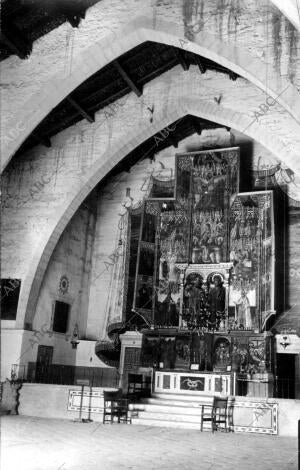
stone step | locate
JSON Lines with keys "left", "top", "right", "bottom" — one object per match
{"left": 151, "top": 393, "right": 215, "bottom": 403}
{"left": 143, "top": 396, "right": 213, "bottom": 407}
{"left": 136, "top": 410, "right": 203, "bottom": 423}
{"left": 129, "top": 393, "right": 231, "bottom": 431}
{"left": 129, "top": 403, "right": 204, "bottom": 415}
{"left": 131, "top": 417, "right": 202, "bottom": 430}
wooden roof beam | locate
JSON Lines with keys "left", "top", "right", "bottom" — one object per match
{"left": 66, "top": 96, "right": 95, "bottom": 123}
{"left": 168, "top": 133, "right": 178, "bottom": 148}
{"left": 65, "top": 10, "right": 86, "bottom": 28}
{"left": 191, "top": 117, "right": 203, "bottom": 135}
{"left": 229, "top": 71, "right": 238, "bottom": 81}
{"left": 113, "top": 60, "right": 143, "bottom": 97}
{"left": 1, "top": 25, "right": 31, "bottom": 59}
{"left": 31, "top": 131, "right": 51, "bottom": 148}
{"left": 56, "top": 3, "right": 87, "bottom": 28}
{"left": 195, "top": 56, "right": 207, "bottom": 74}
{"left": 175, "top": 49, "right": 190, "bottom": 71}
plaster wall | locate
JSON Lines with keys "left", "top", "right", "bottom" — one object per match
{"left": 0, "top": 330, "right": 27, "bottom": 381}
{"left": 32, "top": 200, "right": 96, "bottom": 338}
{"left": 18, "top": 383, "right": 116, "bottom": 422}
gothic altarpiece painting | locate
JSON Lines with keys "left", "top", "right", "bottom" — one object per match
{"left": 117, "top": 148, "right": 275, "bottom": 387}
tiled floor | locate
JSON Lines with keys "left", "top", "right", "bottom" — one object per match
{"left": 1, "top": 415, "right": 298, "bottom": 470}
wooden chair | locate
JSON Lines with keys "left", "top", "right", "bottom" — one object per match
{"left": 117, "top": 397, "right": 130, "bottom": 423}
{"left": 127, "top": 374, "right": 143, "bottom": 396}
{"left": 103, "top": 390, "right": 129, "bottom": 424}
{"left": 127, "top": 373, "right": 151, "bottom": 400}
{"left": 200, "top": 397, "right": 229, "bottom": 432}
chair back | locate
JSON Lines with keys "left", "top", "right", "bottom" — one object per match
{"left": 213, "top": 397, "right": 228, "bottom": 410}
{"left": 128, "top": 374, "right": 143, "bottom": 385}
{"left": 127, "top": 374, "right": 143, "bottom": 393}
{"left": 104, "top": 389, "right": 122, "bottom": 402}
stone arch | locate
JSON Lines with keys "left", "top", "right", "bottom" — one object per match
{"left": 17, "top": 95, "right": 299, "bottom": 329}
{"left": 270, "top": 0, "right": 300, "bottom": 30}
{"left": 2, "top": 16, "right": 300, "bottom": 174}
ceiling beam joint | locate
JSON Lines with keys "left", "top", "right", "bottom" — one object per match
{"left": 113, "top": 60, "right": 143, "bottom": 97}
{"left": 67, "top": 96, "right": 95, "bottom": 123}
{"left": 191, "top": 117, "right": 203, "bottom": 135}
{"left": 175, "top": 50, "right": 190, "bottom": 71}
{"left": 168, "top": 133, "right": 178, "bottom": 148}
{"left": 229, "top": 71, "right": 238, "bottom": 81}
{"left": 195, "top": 56, "right": 207, "bottom": 74}
{"left": 32, "top": 131, "right": 51, "bottom": 148}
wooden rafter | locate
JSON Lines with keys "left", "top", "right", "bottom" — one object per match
{"left": 113, "top": 60, "right": 143, "bottom": 97}
{"left": 65, "top": 9, "right": 86, "bottom": 28}
{"left": 55, "top": 2, "right": 87, "bottom": 28}
{"left": 14, "top": 41, "right": 241, "bottom": 156}
{"left": 175, "top": 49, "right": 190, "bottom": 71}
{"left": 191, "top": 117, "right": 203, "bottom": 135}
{"left": 168, "top": 133, "right": 179, "bottom": 148}
{"left": 31, "top": 132, "right": 51, "bottom": 148}
{"left": 67, "top": 96, "right": 95, "bottom": 123}
{"left": 195, "top": 56, "right": 207, "bottom": 74}
{"left": 1, "top": 25, "right": 31, "bottom": 59}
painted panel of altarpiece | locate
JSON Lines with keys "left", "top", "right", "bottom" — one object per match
{"left": 176, "top": 149, "right": 239, "bottom": 264}
{"left": 228, "top": 191, "right": 274, "bottom": 330}
{"left": 133, "top": 201, "right": 160, "bottom": 324}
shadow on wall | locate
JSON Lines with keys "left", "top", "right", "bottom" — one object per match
{"left": 273, "top": 186, "right": 290, "bottom": 317}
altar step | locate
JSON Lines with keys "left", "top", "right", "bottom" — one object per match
{"left": 129, "top": 393, "right": 215, "bottom": 430}
{"left": 130, "top": 417, "right": 202, "bottom": 430}
{"left": 151, "top": 393, "right": 215, "bottom": 404}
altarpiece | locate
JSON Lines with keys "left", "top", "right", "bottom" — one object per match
{"left": 115, "top": 148, "right": 275, "bottom": 394}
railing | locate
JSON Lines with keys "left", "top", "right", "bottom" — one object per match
{"left": 11, "top": 363, "right": 120, "bottom": 388}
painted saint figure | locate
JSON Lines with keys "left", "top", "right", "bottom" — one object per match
{"left": 184, "top": 276, "right": 207, "bottom": 326}
{"left": 208, "top": 275, "right": 226, "bottom": 329}
{"left": 234, "top": 290, "right": 252, "bottom": 328}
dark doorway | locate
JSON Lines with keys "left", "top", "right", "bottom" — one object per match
{"left": 35, "top": 345, "right": 53, "bottom": 383}
{"left": 276, "top": 353, "right": 295, "bottom": 398}
{"left": 53, "top": 301, "right": 70, "bottom": 333}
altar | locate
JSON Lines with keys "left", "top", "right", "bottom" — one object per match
{"left": 154, "top": 370, "right": 232, "bottom": 396}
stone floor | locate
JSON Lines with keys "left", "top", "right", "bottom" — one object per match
{"left": 1, "top": 416, "right": 298, "bottom": 470}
